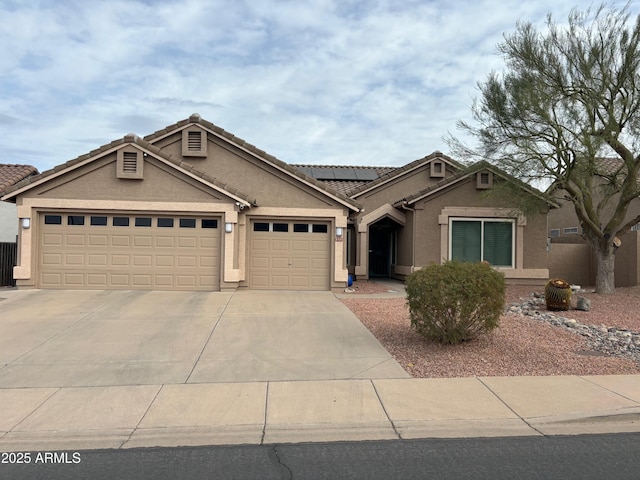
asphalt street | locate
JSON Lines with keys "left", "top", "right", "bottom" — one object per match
{"left": 3, "top": 433, "right": 640, "bottom": 480}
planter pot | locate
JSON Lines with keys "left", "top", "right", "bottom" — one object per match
{"left": 545, "top": 278, "right": 572, "bottom": 311}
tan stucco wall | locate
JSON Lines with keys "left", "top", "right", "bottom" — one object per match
{"left": 152, "top": 131, "right": 338, "bottom": 209}
{"left": 548, "top": 242, "right": 594, "bottom": 285}
{"left": 615, "top": 231, "right": 640, "bottom": 287}
{"left": 412, "top": 178, "right": 549, "bottom": 283}
{"left": 353, "top": 163, "right": 453, "bottom": 214}
{"left": 23, "top": 155, "right": 224, "bottom": 202}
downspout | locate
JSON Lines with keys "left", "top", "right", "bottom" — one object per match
{"left": 400, "top": 201, "right": 416, "bottom": 272}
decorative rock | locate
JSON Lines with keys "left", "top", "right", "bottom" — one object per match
{"left": 576, "top": 296, "right": 591, "bottom": 311}
{"left": 505, "top": 297, "right": 640, "bottom": 363}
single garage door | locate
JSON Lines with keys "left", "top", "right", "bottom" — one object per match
{"left": 249, "top": 220, "right": 330, "bottom": 290}
{"left": 38, "top": 213, "right": 221, "bottom": 290}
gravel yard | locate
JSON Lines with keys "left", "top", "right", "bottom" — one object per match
{"left": 341, "top": 282, "right": 640, "bottom": 378}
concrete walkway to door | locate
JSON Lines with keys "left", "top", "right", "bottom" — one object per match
{"left": 0, "top": 288, "right": 408, "bottom": 388}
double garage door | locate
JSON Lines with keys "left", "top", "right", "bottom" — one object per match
{"left": 38, "top": 213, "right": 221, "bottom": 290}
{"left": 249, "top": 220, "right": 331, "bottom": 290}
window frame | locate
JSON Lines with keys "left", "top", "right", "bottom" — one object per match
{"left": 448, "top": 217, "right": 515, "bottom": 268}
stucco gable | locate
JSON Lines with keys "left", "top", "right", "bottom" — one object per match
{"left": 348, "top": 151, "right": 464, "bottom": 199}
{"left": 393, "top": 161, "right": 559, "bottom": 208}
{"left": 144, "top": 114, "right": 361, "bottom": 212}
{"left": 1, "top": 135, "right": 256, "bottom": 206}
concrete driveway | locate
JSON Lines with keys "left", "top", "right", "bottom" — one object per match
{"left": 0, "top": 289, "right": 408, "bottom": 388}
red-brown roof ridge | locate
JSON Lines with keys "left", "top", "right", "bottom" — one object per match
{"left": 0, "top": 164, "right": 39, "bottom": 194}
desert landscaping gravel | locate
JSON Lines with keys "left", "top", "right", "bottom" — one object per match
{"left": 341, "top": 282, "right": 640, "bottom": 378}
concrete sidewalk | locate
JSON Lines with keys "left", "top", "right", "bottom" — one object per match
{"left": 1, "top": 375, "right": 639, "bottom": 452}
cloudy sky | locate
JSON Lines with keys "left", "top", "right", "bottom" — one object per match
{"left": 1, "top": 0, "right": 636, "bottom": 173}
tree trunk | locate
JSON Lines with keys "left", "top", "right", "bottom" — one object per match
{"left": 593, "top": 244, "right": 616, "bottom": 294}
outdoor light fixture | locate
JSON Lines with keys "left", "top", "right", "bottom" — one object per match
{"left": 225, "top": 222, "right": 233, "bottom": 233}
{"left": 336, "top": 227, "right": 343, "bottom": 238}
{"left": 21, "top": 218, "right": 30, "bottom": 229}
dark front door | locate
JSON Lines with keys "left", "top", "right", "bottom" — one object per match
{"left": 369, "top": 224, "right": 391, "bottom": 277}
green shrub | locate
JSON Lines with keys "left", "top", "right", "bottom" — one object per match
{"left": 405, "top": 261, "right": 505, "bottom": 344}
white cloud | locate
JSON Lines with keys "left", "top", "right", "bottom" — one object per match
{"left": 0, "top": 0, "right": 637, "bottom": 171}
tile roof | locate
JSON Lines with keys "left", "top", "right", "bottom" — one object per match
{"left": 593, "top": 157, "right": 640, "bottom": 181}
{"left": 347, "top": 151, "right": 465, "bottom": 198}
{"left": 0, "top": 135, "right": 258, "bottom": 206}
{"left": 290, "top": 164, "right": 398, "bottom": 195}
{"left": 0, "top": 164, "right": 38, "bottom": 194}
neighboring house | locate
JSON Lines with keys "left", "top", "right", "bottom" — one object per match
{"left": 0, "top": 114, "right": 554, "bottom": 291}
{"left": 547, "top": 157, "right": 640, "bottom": 239}
{"left": 0, "top": 164, "right": 39, "bottom": 243}
{"left": 546, "top": 158, "right": 640, "bottom": 286}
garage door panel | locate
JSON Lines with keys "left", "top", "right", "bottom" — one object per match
{"left": 134, "top": 236, "right": 153, "bottom": 247}
{"left": 311, "top": 276, "right": 327, "bottom": 287}
{"left": 87, "top": 274, "right": 107, "bottom": 286}
{"left": 178, "top": 237, "right": 197, "bottom": 248}
{"left": 291, "top": 240, "right": 311, "bottom": 251}
{"left": 199, "top": 256, "right": 216, "bottom": 267}
{"left": 177, "top": 256, "right": 197, "bottom": 267}
{"left": 291, "top": 276, "right": 309, "bottom": 287}
{"left": 252, "top": 239, "right": 269, "bottom": 251}
{"left": 271, "top": 257, "right": 289, "bottom": 268}
{"left": 249, "top": 221, "right": 330, "bottom": 290}
{"left": 132, "top": 275, "right": 152, "bottom": 287}
{"left": 111, "top": 255, "right": 130, "bottom": 266}
{"left": 133, "top": 255, "right": 152, "bottom": 267}
{"left": 155, "top": 256, "right": 174, "bottom": 267}
{"left": 200, "top": 275, "right": 217, "bottom": 287}
{"left": 111, "top": 236, "right": 131, "bottom": 247}
{"left": 156, "top": 236, "right": 175, "bottom": 248}
{"left": 200, "top": 237, "right": 217, "bottom": 248}
{"left": 271, "top": 275, "right": 291, "bottom": 287}
{"left": 65, "top": 235, "right": 85, "bottom": 246}
{"left": 271, "top": 240, "right": 290, "bottom": 251}
{"left": 41, "top": 273, "right": 61, "bottom": 286}
{"left": 42, "top": 253, "right": 62, "bottom": 266}
{"left": 88, "top": 254, "right": 107, "bottom": 266}
{"left": 89, "top": 235, "right": 108, "bottom": 246}
{"left": 310, "top": 258, "right": 327, "bottom": 269}
{"left": 110, "top": 274, "right": 129, "bottom": 286}
{"left": 250, "top": 275, "right": 269, "bottom": 287}
{"left": 291, "top": 257, "right": 309, "bottom": 269}
{"left": 312, "top": 239, "right": 328, "bottom": 251}
{"left": 43, "top": 234, "right": 63, "bottom": 246}
{"left": 251, "top": 257, "right": 269, "bottom": 269}
{"left": 39, "top": 214, "right": 221, "bottom": 291}
{"left": 64, "top": 273, "right": 84, "bottom": 286}
{"left": 65, "top": 254, "right": 84, "bottom": 266}
{"left": 177, "top": 276, "right": 196, "bottom": 287}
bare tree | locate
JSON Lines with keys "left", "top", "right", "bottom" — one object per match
{"left": 448, "top": 4, "right": 640, "bottom": 293}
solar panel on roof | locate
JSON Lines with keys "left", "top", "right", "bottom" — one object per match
{"left": 354, "top": 169, "right": 379, "bottom": 181}
{"left": 311, "top": 167, "right": 337, "bottom": 180}
{"left": 295, "top": 166, "right": 315, "bottom": 177}
{"left": 332, "top": 168, "right": 359, "bottom": 180}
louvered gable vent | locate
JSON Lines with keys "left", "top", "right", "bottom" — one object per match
{"left": 117, "top": 148, "right": 143, "bottom": 179}
{"left": 122, "top": 152, "right": 138, "bottom": 173}
{"left": 182, "top": 128, "right": 207, "bottom": 157}
{"left": 188, "top": 131, "right": 202, "bottom": 151}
